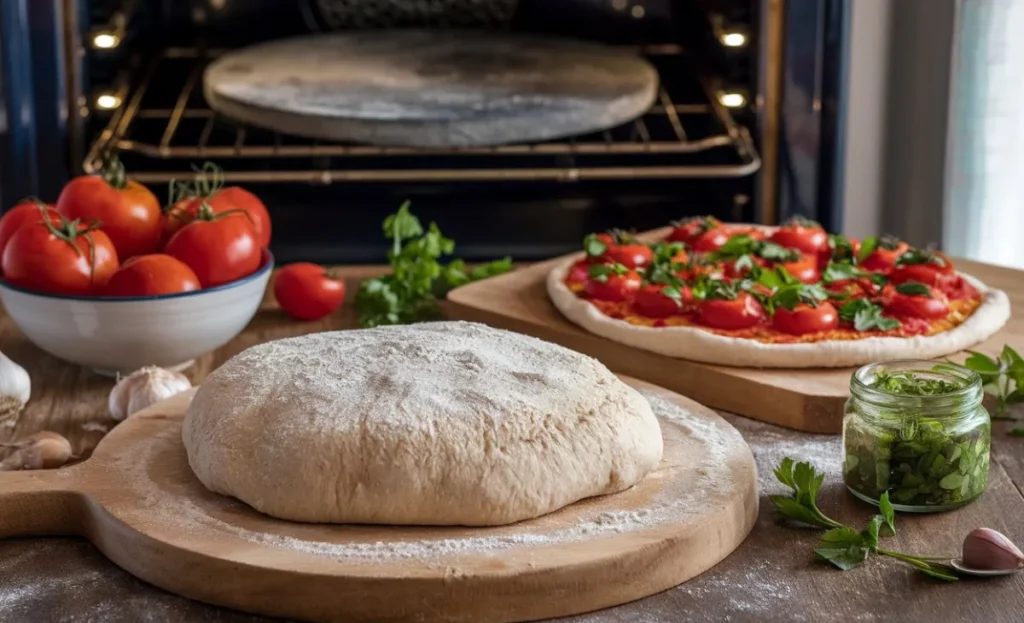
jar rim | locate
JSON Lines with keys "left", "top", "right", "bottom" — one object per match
{"left": 850, "top": 359, "right": 983, "bottom": 416}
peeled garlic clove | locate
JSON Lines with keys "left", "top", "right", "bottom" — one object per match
{"left": 0, "top": 350, "right": 31, "bottom": 423}
{"left": 962, "top": 528, "right": 1024, "bottom": 571}
{"left": 0, "top": 431, "right": 72, "bottom": 470}
{"left": 109, "top": 366, "right": 192, "bottom": 421}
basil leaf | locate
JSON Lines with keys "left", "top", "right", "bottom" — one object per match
{"left": 758, "top": 241, "right": 802, "bottom": 262}
{"left": 857, "top": 236, "right": 879, "bottom": 264}
{"left": 878, "top": 492, "right": 896, "bottom": 537}
{"left": 822, "top": 261, "right": 861, "bottom": 284}
{"left": 820, "top": 526, "right": 863, "bottom": 546}
{"left": 896, "top": 248, "right": 947, "bottom": 267}
{"left": 964, "top": 350, "right": 1001, "bottom": 385}
{"left": 896, "top": 281, "right": 932, "bottom": 297}
{"left": 712, "top": 234, "right": 757, "bottom": 258}
{"left": 583, "top": 234, "right": 607, "bottom": 257}
{"left": 839, "top": 299, "right": 901, "bottom": 332}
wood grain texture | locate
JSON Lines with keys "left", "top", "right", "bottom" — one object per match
{"left": 445, "top": 235, "right": 1024, "bottom": 433}
{"left": 1, "top": 265, "right": 1023, "bottom": 622}
{"left": 204, "top": 31, "right": 658, "bottom": 147}
{"left": 0, "top": 380, "right": 757, "bottom": 623}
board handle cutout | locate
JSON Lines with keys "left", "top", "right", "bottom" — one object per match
{"left": 0, "top": 468, "right": 88, "bottom": 538}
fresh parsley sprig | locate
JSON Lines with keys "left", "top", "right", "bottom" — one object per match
{"left": 355, "top": 202, "right": 513, "bottom": 328}
{"left": 771, "top": 458, "right": 958, "bottom": 581}
{"left": 962, "top": 345, "right": 1024, "bottom": 417}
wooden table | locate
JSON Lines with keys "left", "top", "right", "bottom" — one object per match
{"left": 2, "top": 267, "right": 1023, "bottom": 623}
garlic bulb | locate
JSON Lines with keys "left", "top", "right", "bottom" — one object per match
{"left": 109, "top": 366, "right": 192, "bottom": 421}
{"left": 0, "top": 350, "right": 31, "bottom": 424}
{"left": 962, "top": 528, "right": 1024, "bottom": 571}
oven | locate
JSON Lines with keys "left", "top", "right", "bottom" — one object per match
{"left": 0, "top": 0, "right": 849, "bottom": 264}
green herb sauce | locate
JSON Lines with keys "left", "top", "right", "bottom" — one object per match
{"left": 843, "top": 369, "right": 991, "bottom": 510}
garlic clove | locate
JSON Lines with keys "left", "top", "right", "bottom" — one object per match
{"left": 0, "top": 431, "right": 72, "bottom": 470}
{"left": 0, "top": 350, "right": 31, "bottom": 424}
{"left": 109, "top": 366, "right": 192, "bottom": 421}
{"left": 961, "top": 528, "right": 1024, "bottom": 571}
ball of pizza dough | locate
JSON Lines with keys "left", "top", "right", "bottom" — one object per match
{"left": 182, "top": 321, "right": 663, "bottom": 526}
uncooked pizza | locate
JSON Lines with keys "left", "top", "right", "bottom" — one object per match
{"left": 546, "top": 217, "right": 1011, "bottom": 368}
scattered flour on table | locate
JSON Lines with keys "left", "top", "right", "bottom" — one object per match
{"left": 120, "top": 389, "right": 737, "bottom": 563}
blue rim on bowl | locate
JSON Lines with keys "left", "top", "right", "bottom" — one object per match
{"left": 0, "top": 249, "right": 275, "bottom": 302}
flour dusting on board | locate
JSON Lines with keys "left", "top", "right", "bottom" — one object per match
{"left": 120, "top": 389, "right": 740, "bottom": 563}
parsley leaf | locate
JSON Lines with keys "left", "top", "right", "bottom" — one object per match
{"left": 356, "top": 202, "right": 513, "bottom": 328}
{"left": 895, "top": 281, "right": 932, "bottom": 297}
{"left": 772, "top": 459, "right": 959, "bottom": 581}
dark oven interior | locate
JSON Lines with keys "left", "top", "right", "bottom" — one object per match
{"left": 72, "top": 0, "right": 763, "bottom": 263}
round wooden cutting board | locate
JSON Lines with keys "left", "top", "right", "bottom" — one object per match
{"left": 203, "top": 30, "right": 659, "bottom": 147}
{"left": 0, "top": 377, "right": 757, "bottom": 623}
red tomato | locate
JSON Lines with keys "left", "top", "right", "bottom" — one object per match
{"left": 161, "top": 194, "right": 200, "bottom": 246}
{"left": 566, "top": 259, "right": 591, "bottom": 286}
{"left": 772, "top": 303, "right": 839, "bottom": 336}
{"left": 274, "top": 263, "right": 346, "bottom": 321}
{"left": 164, "top": 206, "right": 261, "bottom": 288}
{"left": 104, "top": 254, "right": 200, "bottom": 297}
{"left": 634, "top": 284, "right": 692, "bottom": 318}
{"left": 860, "top": 240, "right": 910, "bottom": 273}
{"left": 0, "top": 200, "right": 59, "bottom": 265}
{"left": 603, "top": 243, "right": 652, "bottom": 269}
{"left": 777, "top": 253, "right": 820, "bottom": 284}
{"left": 692, "top": 227, "right": 733, "bottom": 252}
{"left": 697, "top": 292, "right": 766, "bottom": 330}
{"left": 889, "top": 254, "right": 955, "bottom": 286}
{"left": 883, "top": 284, "right": 950, "bottom": 319}
{"left": 769, "top": 219, "right": 828, "bottom": 255}
{"left": 55, "top": 159, "right": 162, "bottom": 260}
{"left": 937, "top": 274, "right": 979, "bottom": 301}
{"left": 583, "top": 269, "right": 641, "bottom": 302}
{"left": 202, "top": 187, "right": 272, "bottom": 248}
{"left": 2, "top": 215, "right": 118, "bottom": 295}
{"left": 667, "top": 216, "right": 722, "bottom": 245}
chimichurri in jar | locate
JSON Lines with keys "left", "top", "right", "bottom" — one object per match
{"left": 843, "top": 360, "right": 990, "bottom": 512}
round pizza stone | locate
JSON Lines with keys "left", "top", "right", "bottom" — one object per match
{"left": 203, "top": 30, "right": 660, "bottom": 147}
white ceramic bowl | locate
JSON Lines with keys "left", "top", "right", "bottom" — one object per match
{"left": 0, "top": 251, "right": 274, "bottom": 376}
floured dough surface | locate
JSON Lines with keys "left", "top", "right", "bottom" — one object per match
{"left": 182, "top": 321, "right": 663, "bottom": 526}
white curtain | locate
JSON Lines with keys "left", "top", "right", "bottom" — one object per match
{"left": 945, "top": 0, "right": 1024, "bottom": 267}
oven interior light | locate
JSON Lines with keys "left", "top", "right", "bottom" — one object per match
{"left": 92, "top": 32, "right": 121, "bottom": 49}
{"left": 721, "top": 32, "right": 747, "bottom": 47}
{"left": 95, "top": 93, "right": 122, "bottom": 110}
{"left": 719, "top": 92, "right": 747, "bottom": 108}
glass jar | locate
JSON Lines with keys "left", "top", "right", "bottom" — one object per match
{"left": 843, "top": 360, "right": 991, "bottom": 513}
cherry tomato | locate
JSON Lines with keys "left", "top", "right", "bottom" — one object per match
{"left": 777, "top": 253, "right": 820, "bottom": 284}
{"left": 603, "top": 243, "right": 652, "bottom": 269}
{"left": 634, "top": 283, "right": 692, "bottom": 318}
{"left": 772, "top": 302, "right": 839, "bottom": 336}
{"left": 273, "top": 263, "right": 346, "bottom": 321}
{"left": 936, "top": 274, "right": 979, "bottom": 301}
{"left": 692, "top": 227, "right": 733, "bottom": 252}
{"left": 566, "top": 259, "right": 591, "bottom": 286}
{"left": 0, "top": 200, "right": 59, "bottom": 266}
{"left": 583, "top": 269, "right": 641, "bottom": 302}
{"left": 697, "top": 292, "right": 766, "bottom": 330}
{"left": 667, "top": 216, "right": 722, "bottom": 245}
{"left": 164, "top": 205, "right": 261, "bottom": 288}
{"left": 2, "top": 215, "right": 119, "bottom": 295}
{"left": 104, "top": 254, "right": 201, "bottom": 297}
{"left": 860, "top": 239, "right": 910, "bottom": 273}
{"left": 769, "top": 218, "right": 828, "bottom": 255}
{"left": 55, "top": 157, "right": 162, "bottom": 260}
{"left": 883, "top": 284, "right": 950, "bottom": 319}
{"left": 889, "top": 253, "right": 955, "bottom": 286}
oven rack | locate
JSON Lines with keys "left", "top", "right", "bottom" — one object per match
{"left": 85, "top": 45, "right": 761, "bottom": 185}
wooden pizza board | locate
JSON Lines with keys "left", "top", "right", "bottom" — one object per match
{"left": 445, "top": 229, "right": 1024, "bottom": 433}
{"left": 203, "top": 30, "right": 658, "bottom": 148}
{"left": 0, "top": 378, "right": 757, "bottom": 623}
